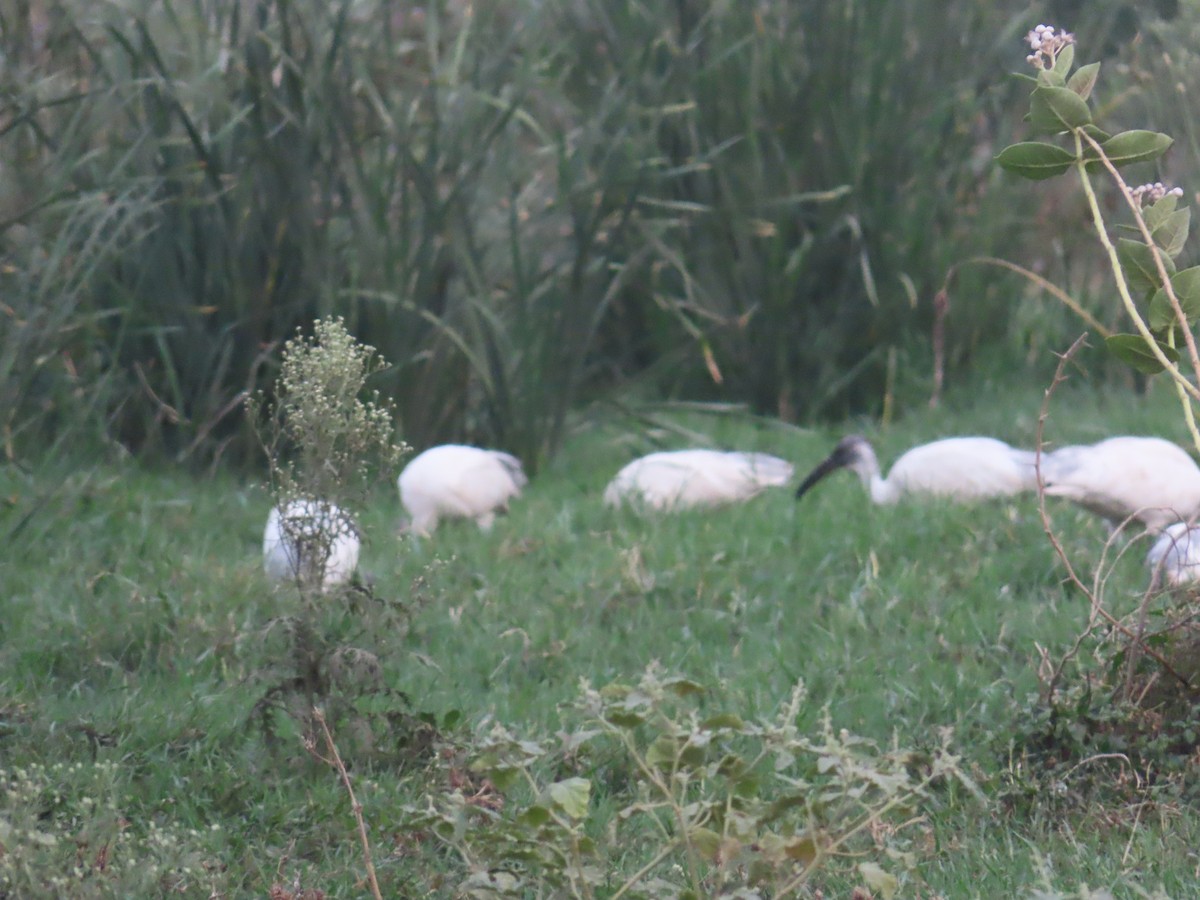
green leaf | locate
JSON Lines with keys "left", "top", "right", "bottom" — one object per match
{"left": 1098, "top": 130, "right": 1173, "bottom": 168}
{"left": 732, "top": 774, "right": 761, "bottom": 798}
{"left": 603, "top": 710, "right": 646, "bottom": 728}
{"left": 1149, "top": 267, "right": 1200, "bottom": 329}
{"left": 995, "top": 142, "right": 1075, "bottom": 180}
{"left": 1036, "top": 68, "right": 1065, "bottom": 88}
{"left": 688, "top": 826, "right": 722, "bottom": 862}
{"left": 548, "top": 778, "right": 591, "bottom": 819}
{"left": 1052, "top": 42, "right": 1075, "bottom": 79}
{"left": 762, "top": 792, "right": 809, "bottom": 824}
{"left": 784, "top": 834, "right": 819, "bottom": 864}
{"left": 599, "top": 682, "right": 634, "bottom": 699}
{"left": 716, "top": 752, "right": 747, "bottom": 777}
{"left": 662, "top": 676, "right": 706, "bottom": 697}
{"left": 860, "top": 861, "right": 899, "bottom": 900}
{"left": 1117, "top": 239, "right": 1175, "bottom": 293}
{"left": 1029, "top": 85, "right": 1092, "bottom": 132}
{"left": 601, "top": 686, "right": 650, "bottom": 727}
{"left": 476, "top": 764, "right": 521, "bottom": 791}
{"left": 1067, "top": 61, "right": 1100, "bottom": 99}
{"left": 1081, "top": 123, "right": 1112, "bottom": 143}
{"left": 561, "top": 728, "right": 601, "bottom": 753}
{"left": 1144, "top": 194, "right": 1180, "bottom": 231}
{"left": 1151, "top": 207, "right": 1191, "bottom": 258}
{"left": 1104, "top": 333, "right": 1179, "bottom": 374}
{"left": 518, "top": 804, "right": 551, "bottom": 826}
{"left": 646, "top": 735, "right": 679, "bottom": 769}
{"left": 462, "top": 871, "right": 521, "bottom": 895}
{"left": 701, "top": 713, "right": 746, "bottom": 731}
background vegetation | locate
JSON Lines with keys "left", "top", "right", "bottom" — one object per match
{"left": 2, "top": 0, "right": 1195, "bottom": 471}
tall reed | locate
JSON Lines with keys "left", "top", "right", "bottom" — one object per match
{"left": 1, "top": 0, "right": 1192, "bottom": 466}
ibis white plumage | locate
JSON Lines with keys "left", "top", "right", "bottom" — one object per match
{"left": 263, "top": 499, "right": 361, "bottom": 591}
{"left": 794, "top": 435, "right": 1040, "bottom": 505}
{"left": 1146, "top": 522, "right": 1200, "bottom": 587}
{"left": 603, "top": 449, "right": 794, "bottom": 511}
{"left": 397, "top": 444, "right": 528, "bottom": 536}
{"left": 1039, "top": 436, "right": 1200, "bottom": 531}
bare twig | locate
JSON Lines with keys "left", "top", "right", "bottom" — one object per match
{"left": 943, "top": 257, "right": 1113, "bottom": 338}
{"left": 178, "top": 388, "right": 249, "bottom": 462}
{"left": 1035, "top": 335, "right": 1192, "bottom": 698}
{"left": 1061, "top": 751, "right": 1132, "bottom": 784}
{"left": 309, "top": 708, "right": 384, "bottom": 900}
{"left": 132, "top": 361, "right": 184, "bottom": 425}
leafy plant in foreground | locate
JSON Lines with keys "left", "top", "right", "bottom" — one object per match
{"left": 249, "top": 318, "right": 411, "bottom": 747}
{"left": 252, "top": 318, "right": 401, "bottom": 594}
{"left": 0, "top": 760, "right": 227, "bottom": 897}
{"left": 996, "top": 25, "right": 1200, "bottom": 806}
{"left": 997, "top": 24, "right": 1200, "bottom": 449}
{"left": 400, "top": 664, "right": 979, "bottom": 898}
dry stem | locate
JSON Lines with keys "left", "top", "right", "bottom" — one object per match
{"left": 308, "top": 707, "right": 384, "bottom": 900}
{"left": 940, "top": 257, "right": 1113, "bottom": 338}
{"left": 1035, "top": 335, "right": 1191, "bottom": 699}
{"left": 929, "top": 288, "right": 948, "bottom": 408}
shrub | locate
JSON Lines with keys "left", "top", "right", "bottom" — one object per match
{"left": 399, "top": 664, "right": 978, "bottom": 898}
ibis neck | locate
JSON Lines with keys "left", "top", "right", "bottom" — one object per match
{"left": 868, "top": 475, "right": 901, "bottom": 505}
{"left": 849, "top": 447, "right": 898, "bottom": 505}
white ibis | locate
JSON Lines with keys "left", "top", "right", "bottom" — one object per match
{"left": 603, "top": 449, "right": 794, "bottom": 511}
{"left": 397, "top": 444, "right": 528, "bottom": 536}
{"left": 1040, "top": 436, "right": 1200, "bottom": 531}
{"left": 794, "top": 435, "right": 1039, "bottom": 505}
{"left": 1146, "top": 522, "right": 1200, "bottom": 587}
{"left": 263, "top": 499, "right": 361, "bottom": 591}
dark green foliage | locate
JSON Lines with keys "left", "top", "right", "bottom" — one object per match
{"left": 2, "top": 0, "right": 1196, "bottom": 469}
{"left": 1105, "top": 332, "right": 1179, "bottom": 374}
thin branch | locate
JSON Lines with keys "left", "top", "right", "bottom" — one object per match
{"left": 178, "top": 389, "right": 249, "bottom": 462}
{"left": 1080, "top": 131, "right": 1200, "bottom": 378}
{"left": 609, "top": 840, "right": 684, "bottom": 900}
{"left": 945, "top": 256, "right": 1113, "bottom": 338}
{"left": 1072, "top": 133, "right": 1200, "bottom": 415}
{"left": 1077, "top": 130, "right": 1200, "bottom": 456}
{"left": 1035, "top": 336, "right": 1192, "bottom": 693}
{"left": 608, "top": 719, "right": 703, "bottom": 897}
{"left": 132, "top": 361, "right": 184, "bottom": 425}
{"left": 310, "top": 708, "right": 384, "bottom": 900}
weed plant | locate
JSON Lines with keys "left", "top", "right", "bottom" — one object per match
{"left": 991, "top": 23, "right": 1200, "bottom": 846}
{"left": 248, "top": 317, "right": 414, "bottom": 770}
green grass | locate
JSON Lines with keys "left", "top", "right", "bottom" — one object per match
{"left": 2, "top": 376, "right": 1198, "bottom": 897}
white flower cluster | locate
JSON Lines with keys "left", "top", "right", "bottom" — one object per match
{"left": 1025, "top": 23, "right": 1075, "bottom": 68}
{"left": 1131, "top": 182, "right": 1185, "bottom": 205}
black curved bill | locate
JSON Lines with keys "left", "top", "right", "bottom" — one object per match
{"left": 794, "top": 452, "right": 847, "bottom": 500}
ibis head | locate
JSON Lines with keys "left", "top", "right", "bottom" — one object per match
{"left": 794, "top": 435, "right": 874, "bottom": 501}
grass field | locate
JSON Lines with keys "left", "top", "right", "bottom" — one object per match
{"left": 3, "top": 375, "right": 1198, "bottom": 897}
